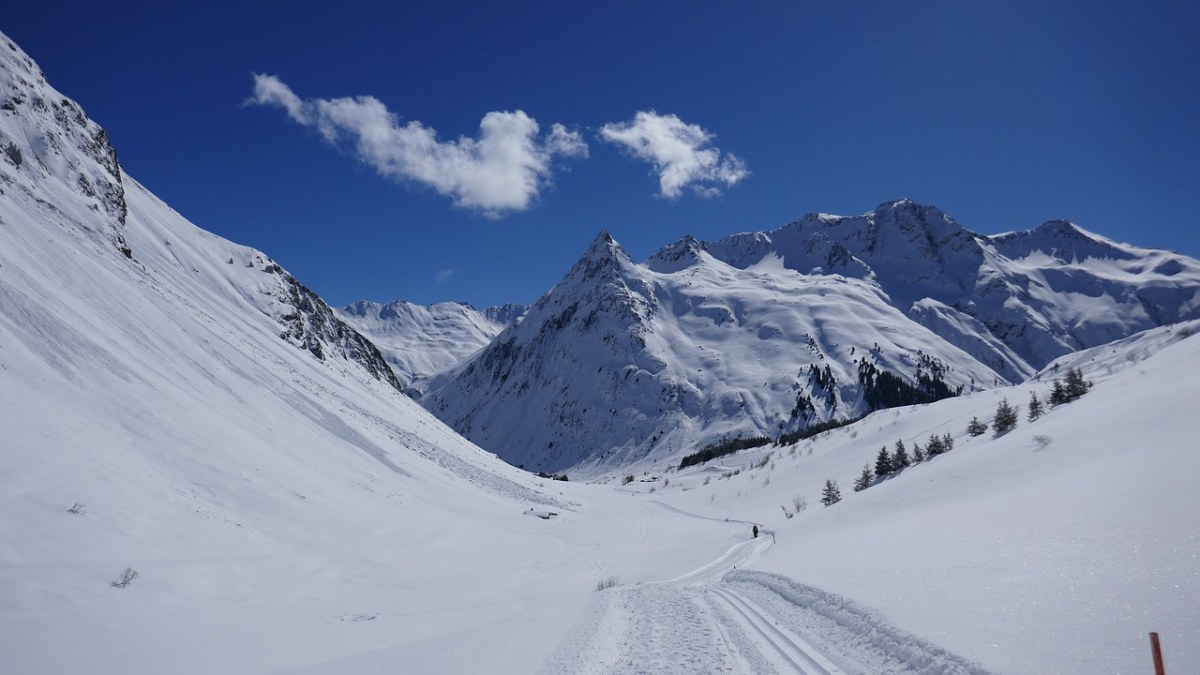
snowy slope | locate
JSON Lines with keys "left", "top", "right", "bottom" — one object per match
{"left": 0, "top": 31, "right": 594, "bottom": 674}
{"left": 337, "top": 299, "right": 524, "bottom": 395}
{"left": 605, "top": 319, "right": 1200, "bottom": 674}
{"left": 424, "top": 203, "right": 1200, "bottom": 476}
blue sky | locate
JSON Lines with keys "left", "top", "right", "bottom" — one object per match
{"left": 7, "top": 2, "right": 1199, "bottom": 308}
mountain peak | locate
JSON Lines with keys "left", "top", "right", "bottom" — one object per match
{"left": 875, "top": 197, "right": 917, "bottom": 210}
{"left": 991, "top": 219, "right": 1134, "bottom": 262}
{"left": 571, "top": 230, "right": 635, "bottom": 276}
{"left": 870, "top": 198, "right": 957, "bottom": 230}
{"left": 646, "top": 233, "right": 709, "bottom": 273}
{"left": 1033, "top": 219, "right": 1090, "bottom": 241}
{"left": 589, "top": 229, "right": 616, "bottom": 249}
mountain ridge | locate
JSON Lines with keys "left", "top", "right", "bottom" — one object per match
{"left": 423, "top": 200, "right": 1200, "bottom": 475}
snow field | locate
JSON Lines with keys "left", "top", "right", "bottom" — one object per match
{"left": 630, "top": 324, "right": 1200, "bottom": 674}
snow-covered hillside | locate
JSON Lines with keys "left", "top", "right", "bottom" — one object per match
{"left": 337, "top": 299, "right": 524, "bottom": 395}
{"left": 608, "top": 318, "right": 1200, "bottom": 675}
{"left": 0, "top": 31, "right": 603, "bottom": 674}
{"left": 424, "top": 203, "right": 1200, "bottom": 475}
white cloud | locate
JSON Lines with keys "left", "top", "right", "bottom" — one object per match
{"left": 435, "top": 269, "right": 456, "bottom": 284}
{"left": 248, "top": 74, "right": 587, "bottom": 216}
{"left": 600, "top": 111, "right": 748, "bottom": 199}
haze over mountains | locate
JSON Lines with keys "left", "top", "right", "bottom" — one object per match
{"left": 3, "top": 29, "right": 1199, "bottom": 675}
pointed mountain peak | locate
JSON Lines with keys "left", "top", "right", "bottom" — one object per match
{"left": 578, "top": 229, "right": 633, "bottom": 266}
{"left": 588, "top": 229, "right": 616, "bottom": 249}
{"left": 646, "top": 234, "right": 710, "bottom": 272}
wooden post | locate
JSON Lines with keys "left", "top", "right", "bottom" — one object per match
{"left": 1149, "top": 632, "right": 1165, "bottom": 675}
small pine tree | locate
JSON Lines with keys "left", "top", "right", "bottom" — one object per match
{"left": 1049, "top": 379, "right": 1069, "bottom": 405}
{"left": 1028, "top": 391, "right": 1044, "bottom": 421}
{"left": 893, "top": 440, "right": 910, "bottom": 469}
{"left": 942, "top": 432, "right": 954, "bottom": 452}
{"left": 993, "top": 397, "right": 1019, "bottom": 434}
{"left": 911, "top": 443, "right": 926, "bottom": 463}
{"left": 853, "top": 463, "right": 874, "bottom": 492}
{"left": 874, "top": 446, "right": 894, "bottom": 477}
{"left": 821, "top": 479, "right": 842, "bottom": 506}
{"left": 926, "top": 433, "right": 946, "bottom": 457}
{"left": 967, "top": 416, "right": 988, "bottom": 436}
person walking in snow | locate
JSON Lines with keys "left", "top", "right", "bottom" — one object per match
{"left": 752, "top": 525, "right": 759, "bottom": 538}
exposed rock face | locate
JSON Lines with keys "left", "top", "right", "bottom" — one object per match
{"left": 0, "top": 35, "right": 128, "bottom": 256}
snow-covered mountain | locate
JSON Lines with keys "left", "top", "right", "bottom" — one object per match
{"left": 337, "top": 300, "right": 525, "bottom": 395}
{"left": 0, "top": 30, "right": 576, "bottom": 674}
{"left": 423, "top": 202, "right": 1200, "bottom": 475}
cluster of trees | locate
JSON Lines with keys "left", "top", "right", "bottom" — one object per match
{"left": 678, "top": 435, "right": 772, "bottom": 469}
{"left": 1049, "top": 367, "right": 1092, "bottom": 405}
{"left": 850, "top": 433, "right": 955, "bottom": 493}
{"left": 814, "top": 367, "right": 1095, "bottom": 510}
{"left": 966, "top": 367, "right": 1092, "bottom": 437}
{"left": 857, "top": 360, "right": 959, "bottom": 411}
{"left": 777, "top": 416, "right": 860, "bottom": 447}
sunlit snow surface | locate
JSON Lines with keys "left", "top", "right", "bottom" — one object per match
{"left": 2, "top": 30, "right": 1197, "bottom": 674}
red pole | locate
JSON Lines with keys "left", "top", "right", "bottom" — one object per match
{"left": 1149, "top": 632, "right": 1165, "bottom": 675}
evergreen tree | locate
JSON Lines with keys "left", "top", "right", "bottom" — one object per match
{"left": 874, "top": 446, "right": 894, "bottom": 477}
{"left": 967, "top": 416, "right": 988, "bottom": 436}
{"left": 853, "top": 464, "right": 874, "bottom": 492}
{"left": 1049, "top": 379, "right": 1069, "bottom": 405}
{"left": 821, "top": 479, "right": 842, "bottom": 506}
{"left": 1065, "top": 367, "right": 1092, "bottom": 400}
{"left": 1028, "top": 391, "right": 1044, "bottom": 421}
{"left": 926, "top": 433, "right": 946, "bottom": 457}
{"left": 911, "top": 443, "right": 926, "bottom": 463}
{"left": 943, "top": 433, "right": 954, "bottom": 452}
{"left": 993, "top": 397, "right": 1019, "bottom": 434}
{"left": 893, "top": 439, "right": 910, "bottom": 469}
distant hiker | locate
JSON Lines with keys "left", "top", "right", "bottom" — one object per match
{"left": 752, "top": 525, "right": 759, "bottom": 538}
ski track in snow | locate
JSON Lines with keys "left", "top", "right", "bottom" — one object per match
{"left": 541, "top": 516, "right": 991, "bottom": 675}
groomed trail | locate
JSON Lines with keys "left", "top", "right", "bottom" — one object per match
{"left": 540, "top": 502, "right": 992, "bottom": 675}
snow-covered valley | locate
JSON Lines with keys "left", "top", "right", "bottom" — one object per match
{"left": 2, "top": 29, "right": 1198, "bottom": 675}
